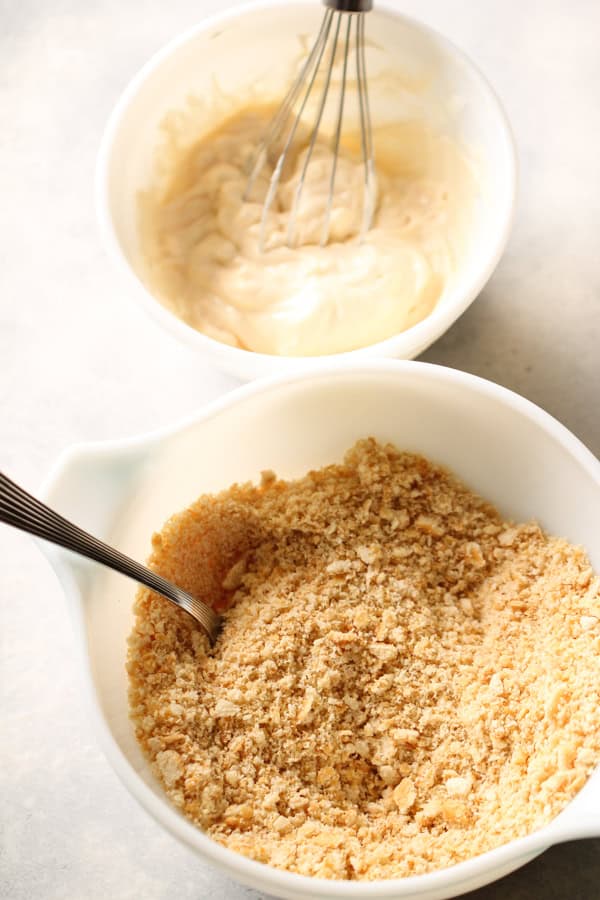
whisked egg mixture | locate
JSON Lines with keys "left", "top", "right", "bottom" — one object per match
{"left": 138, "top": 108, "right": 478, "bottom": 355}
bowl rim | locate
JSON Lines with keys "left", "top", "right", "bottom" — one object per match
{"left": 41, "top": 360, "right": 600, "bottom": 898}
{"left": 95, "top": 0, "right": 518, "bottom": 374}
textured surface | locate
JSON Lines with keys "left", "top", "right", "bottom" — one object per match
{"left": 128, "top": 440, "right": 600, "bottom": 879}
{"left": 0, "top": 1, "right": 599, "bottom": 898}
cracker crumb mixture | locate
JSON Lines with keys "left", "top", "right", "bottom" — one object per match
{"left": 127, "top": 439, "right": 600, "bottom": 880}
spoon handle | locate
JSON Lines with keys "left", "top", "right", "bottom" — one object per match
{"left": 0, "top": 471, "right": 220, "bottom": 642}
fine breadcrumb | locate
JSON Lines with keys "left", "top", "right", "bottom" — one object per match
{"left": 127, "top": 439, "right": 600, "bottom": 880}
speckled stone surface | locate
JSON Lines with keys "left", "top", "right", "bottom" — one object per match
{"left": 1, "top": 1, "right": 598, "bottom": 898}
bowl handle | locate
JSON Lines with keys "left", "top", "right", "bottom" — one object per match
{"left": 546, "top": 766, "right": 600, "bottom": 841}
{"left": 37, "top": 439, "right": 155, "bottom": 615}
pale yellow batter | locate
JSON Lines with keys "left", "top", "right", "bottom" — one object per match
{"left": 139, "top": 107, "right": 477, "bottom": 356}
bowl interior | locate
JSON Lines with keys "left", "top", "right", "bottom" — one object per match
{"left": 101, "top": 2, "right": 515, "bottom": 366}
{"left": 52, "top": 366, "right": 599, "bottom": 866}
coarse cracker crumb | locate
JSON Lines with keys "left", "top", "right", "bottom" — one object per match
{"left": 127, "top": 438, "right": 600, "bottom": 880}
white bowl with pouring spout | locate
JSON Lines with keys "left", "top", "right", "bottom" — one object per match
{"left": 96, "top": 1, "right": 517, "bottom": 380}
{"left": 39, "top": 361, "right": 599, "bottom": 899}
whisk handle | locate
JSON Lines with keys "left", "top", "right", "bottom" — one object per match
{"left": 323, "top": 0, "right": 373, "bottom": 11}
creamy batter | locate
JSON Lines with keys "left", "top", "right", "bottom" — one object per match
{"left": 139, "top": 107, "right": 477, "bottom": 356}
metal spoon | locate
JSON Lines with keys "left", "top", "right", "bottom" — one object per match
{"left": 0, "top": 471, "right": 221, "bottom": 643}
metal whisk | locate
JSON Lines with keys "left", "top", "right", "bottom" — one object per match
{"left": 245, "top": 0, "right": 376, "bottom": 250}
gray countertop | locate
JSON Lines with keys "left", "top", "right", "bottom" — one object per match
{"left": 1, "top": 1, "right": 598, "bottom": 898}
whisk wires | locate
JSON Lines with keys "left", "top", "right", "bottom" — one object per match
{"left": 245, "top": 2, "right": 375, "bottom": 251}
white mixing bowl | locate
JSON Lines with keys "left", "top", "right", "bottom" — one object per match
{"left": 96, "top": 0, "right": 517, "bottom": 380}
{"left": 41, "top": 361, "right": 599, "bottom": 899}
